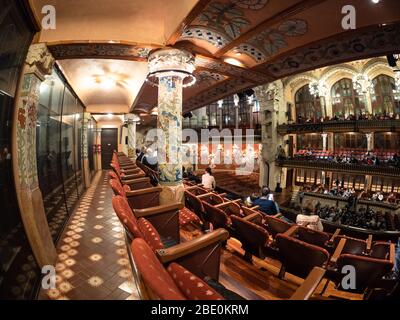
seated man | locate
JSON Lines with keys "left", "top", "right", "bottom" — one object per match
{"left": 201, "top": 167, "right": 216, "bottom": 190}
{"left": 252, "top": 187, "right": 279, "bottom": 216}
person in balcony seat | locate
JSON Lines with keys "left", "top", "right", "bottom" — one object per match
{"left": 253, "top": 186, "right": 279, "bottom": 216}
{"left": 201, "top": 167, "right": 216, "bottom": 191}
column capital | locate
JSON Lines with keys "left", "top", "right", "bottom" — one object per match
{"left": 148, "top": 48, "right": 195, "bottom": 75}
{"left": 124, "top": 113, "right": 140, "bottom": 124}
{"left": 25, "top": 44, "right": 55, "bottom": 80}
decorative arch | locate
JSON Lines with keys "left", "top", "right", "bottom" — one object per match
{"left": 321, "top": 65, "right": 358, "bottom": 90}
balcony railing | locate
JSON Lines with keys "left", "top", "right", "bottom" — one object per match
{"left": 277, "top": 159, "right": 400, "bottom": 178}
{"left": 277, "top": 119, "right": 400, "bottom": 134}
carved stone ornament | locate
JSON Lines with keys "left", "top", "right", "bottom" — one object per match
{"left": 25, "top": 44, "right": 55, "bottom": 80}
{"left": 148, "top": 48, "right": 195, "bottom": 76}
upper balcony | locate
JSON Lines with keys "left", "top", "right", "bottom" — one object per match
{"left": 277, "top": 119, "right": 400, "bottom": 135}
{"left": 277, "top": 158, "right": 400, "bottom": 178}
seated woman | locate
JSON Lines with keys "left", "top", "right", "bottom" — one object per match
{"left": 296, "top": 201, "right": 324, "bottom": 232}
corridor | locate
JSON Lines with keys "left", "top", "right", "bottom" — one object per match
{"left": 38, "top": 172, "right": 138, "bottom": 300}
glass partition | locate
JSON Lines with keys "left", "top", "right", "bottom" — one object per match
{"left": 36, "top": 69, "right": 86, "bottom": 243}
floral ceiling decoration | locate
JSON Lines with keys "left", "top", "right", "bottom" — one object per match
{"left": 199, "top": 2, "right": 250, "bottom": 39}
{"left": 231, "top": 0, "right": 268, "bottom": 10}
{"left": 237, "top": 19, "right": 308, "bottom": 62}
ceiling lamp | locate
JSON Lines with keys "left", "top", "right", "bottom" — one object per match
{"left": 352, "top": 73, "right": 374, "bottom": 95}
{"left": 224, "top": 57, "right": 244, "bottom": 67}
{"left": 150, "top": 107, "right": 158, "bottom": 116}
{"left": 217, "top": 99, "right": 224, "bottom": 109}
{"left": 309, "top": 80, "right": 328, "bottom": 98}
{"left": 146, "top": 48, "right": 196, "bottom": 88}
{"left": 393, "top": 72, "right": 400, "bottom": 101}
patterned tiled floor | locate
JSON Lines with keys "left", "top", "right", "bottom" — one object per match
{"left": 39, "top": 172, "right": 139, "bottom": 300}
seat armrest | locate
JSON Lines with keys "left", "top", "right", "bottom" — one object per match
{"left": 273, "top": 213, "right": 283, "bottom": 218}
{"left": 214, "top": 199, "right": 241, "bottom": 209}
{"left": 156, "top": 229, "right": 229, "bottom": 264}
{"left": 366, "top": 235, "right": 373, "bottom": 253}
{"left": 243, "top": 212, "right": 263, "bottom": 223}
{"left": 126, "top": 186, "right": 163, "bottom": 197}
{"left": 289, "top": 267, "right": 326, "bottom": 300}
{"left": 283, "top": 225, "right": 298, "bottom": 237}
{"left": 326, "top": 228, "right": 341, "bottom": 246}
{"left": 330, "top": 238, "right": 347, "bottom": 264}
{"left": 122, "top": 168, "right": 141, "bottom": 174}
{"left": 122, "top": 172, "right": 146, "bottom": 180}
{"left": 124, "top": 177, "right": 151, "bottom": 184}
{"left": 133, "top": 203, "right": 184, "bottom": 218}
{"left": 390, "top": 243, "right": 396, "bottom": 267}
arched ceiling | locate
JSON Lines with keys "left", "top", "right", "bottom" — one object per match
{"left": 29, "top": 0, "right": 400, "bottom": 119}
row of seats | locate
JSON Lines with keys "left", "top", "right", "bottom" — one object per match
{"left": 109, "top": 152, "right": 397, "bottom": 300}
{"left": 183, "top": 181, "right": 397, "bottom": 298}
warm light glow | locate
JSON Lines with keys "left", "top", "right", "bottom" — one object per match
{"left": 224, "top": 58, "right": 244, "bottom": 67}
{"left": 151, "top": 107, "right": 158, "bottom": 116}
{"left": 101, "top": 77, "right": 116, "bottom": 89}
{"left": 107, "top": 113, "right": 113, "bottom": 119}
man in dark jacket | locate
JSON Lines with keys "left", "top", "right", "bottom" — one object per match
{"left": 252, "top": 186, "right": 279, "bottom": 216}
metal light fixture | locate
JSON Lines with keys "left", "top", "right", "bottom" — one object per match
{"left": 145, "top": 48, "right": 196, "bottom": 88}
{"left": 309, "top": 80, "right": 328, "bottom": 98}
{"left": 352, "top": 73, "right": 374, "bottom": 95}
{"left": 217, "top": 99, "right": 224, "bottom": 109}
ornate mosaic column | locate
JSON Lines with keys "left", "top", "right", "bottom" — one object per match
{"left": 13, "top": 43, "right": 57, "bottom": 267}
{"left": 82, "top": 112, "right": 91, "bottom": 188}
{"left": 147, "top": 48, "right": 195, "bottom": 202}
{"left": 125, "top": 114, "right": 139, "bottom": 160}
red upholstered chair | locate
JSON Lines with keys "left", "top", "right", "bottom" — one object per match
{"left": 333, "top": 235, "right": 367, "bottom": 256}
{"left": 295, "top": 226, "right": 335, "bottom": 253}
{"left": 230, "top": 214, "right": 279, "bottom": 261}
{"left": 110, "top": 188, "right": 182, "bottom": 244}
{"left": 263, "top": 215, "right": 293, "bottom": 237}
{"left": 129, "top": 238, "right": 224, "bottom": 300}
{"left": 112, "top": 196, "right": 143, "bottom": 241}
{"left": 276, "top": 233, "right": 330, "bottom": 279}
{"left": 326, "top": 254, "right": 394, "bottom": 296}
{"left": 111, "top": 179, "right": 200, "bottom": 229}
{"left": 136, "top": 218, "right": 229, "bottom": 281}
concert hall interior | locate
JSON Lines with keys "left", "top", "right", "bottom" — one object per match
{"left": 1, "top": 0, "right": 400, "bottom": 301}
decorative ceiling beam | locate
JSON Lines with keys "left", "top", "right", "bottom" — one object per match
{"left": 166, "top": 0, "right": 213, "bottom": 46}
{"left": 47, "top": 42, "right": 159, "bottom": 61}
{"left": 195, "top": 54, "right": 272, "bottom": 84}
{"left": 214, "top": 0, "right": 327, "bottom": 58}
{"left": 252, "top": 22, "right": 400, "bottom": 80}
